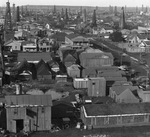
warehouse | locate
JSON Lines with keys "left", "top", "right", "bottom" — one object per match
{"left": 81, "top": 103, "right": 150, "bottom": 129}
{"left": 5, "top": 95, "right": 52, "bottom": 133}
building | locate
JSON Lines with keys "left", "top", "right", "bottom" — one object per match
{"left": 110, "top": 85, "right": 140, "bottom": 103}
{"left": 5, "top": 95, "right": 52, "bottom": 133}
{"left": 88, "top": 77, "right": 106, "bottom": 97}
{"left": 81, "top": 103, "right": 150, "bottom": 128}
{"left": 4, "top": 40, "right": 22, "bottom": 51}
{"left": 52, "top": 101, "right": 78, "bottom": 128}
{"left": 67, "top": 64, "right": 80, "bottom": 78}
{"left": 79, "top": 52, "right": 114, "bottom": 68}
{"left": 38, "top": 38, "right": 52, "bottom": 52}
{"left": 65, "top": 34, "right": 91, "bottom": 49}
{"left": 36, "top": 59, "right": 52, "bottom": 81}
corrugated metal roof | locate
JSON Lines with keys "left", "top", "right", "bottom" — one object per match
{"left": 5, "top": 95, "right": 52, "bottom": 106}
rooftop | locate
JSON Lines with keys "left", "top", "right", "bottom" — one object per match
{"left": 84, "top": 103, "right": 150, "bottom": 116}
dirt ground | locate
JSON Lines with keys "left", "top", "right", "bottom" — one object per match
{"left": 30, "top": 125, "right": 150, "bottom": 137}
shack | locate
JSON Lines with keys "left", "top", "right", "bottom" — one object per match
{"left": 5, "top": 95, "right": 52, "bottom": 133}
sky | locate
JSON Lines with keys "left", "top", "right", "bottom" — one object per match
{"left": 0, "top": 0, "right": 150, "bottom": 7}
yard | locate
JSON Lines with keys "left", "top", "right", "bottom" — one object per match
{"left": 30, "top": 125, "right": 150, "bottom": 137}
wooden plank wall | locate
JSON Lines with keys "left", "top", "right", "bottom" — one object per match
{"left": 6, "top": 106, "right": 51, "bottom": 132}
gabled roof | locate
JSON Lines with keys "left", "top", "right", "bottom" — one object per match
{"left": 5, "top": 95, "right": 52, "bottom": 106}
{"left": 92, "top": 97, "right": 115, "bottom": 104}
{"left": 62, "top": 49, "right": 78, "bottom": 61}
{"left": 17, "top": 52, "right": 51, "bottom": 62}
{"left": 84, "top": 103, "right": 150, "bottom": 116}
{"left": 80, "top": 52, "right": 114, "bottom": 60}
{"left": 64, "top": 53, "right": 76, "bottom": 62}
{"left": 66, "top": 33, "right": 80, "bottom": 40}
{"left": 36, "top": 59, "right": 51, "bottom": 75}
{"left": 111, "top": 85, "right": 139, "bottom": 95}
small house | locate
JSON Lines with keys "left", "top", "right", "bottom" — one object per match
{"left": 36, "top": 59, "right": 52, "bottom": 81}
{"left": 110, "top": 85, "right": 140, "bottom": 103}
{"left": 5, "top": 95, "right": 52, "bottom": 133}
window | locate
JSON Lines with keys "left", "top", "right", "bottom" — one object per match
{"left": 92, "top": 82, "right": 95, "bottom": 85}
{"left": 41, "top": 107, "right": 45, "bottom": 113}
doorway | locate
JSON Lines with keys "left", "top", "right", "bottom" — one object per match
{"left": 16, "top": 119, "right": 24, "bottom": 133}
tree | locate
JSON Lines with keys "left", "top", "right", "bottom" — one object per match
{"left": 109, "top": 31, "right": 124, "bottom": 42}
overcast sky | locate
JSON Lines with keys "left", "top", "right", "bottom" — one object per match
{"left": 0, "top": 0, "right": 150, "bottom": 7}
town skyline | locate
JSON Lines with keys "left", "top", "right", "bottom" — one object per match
{"left": 0, "top": 0, "right": 150, "bottom": 7}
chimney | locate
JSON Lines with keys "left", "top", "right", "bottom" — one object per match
{"left": 15, "top": 84, "right": 22, "bottom": 95}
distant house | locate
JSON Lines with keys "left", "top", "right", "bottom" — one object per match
{"left": 38, "top": 38, "right": 52, "bottom": 52}
{"left": 17, "top": 52, "right": 52, "bottom": 63}
{"left": 4, "top": 40, "right": 22, "bottom": 51}
{"left": 59, "top": 49, "right": 78, "bottom": 67}
{"left": 139, "top": 40, "right": 150, "bottom": 53}
{"left": 81, "top": 103, "right": 150, "bottom": 128}
{"left": 50, "top": 32, "right": 67, "bottom": 45}
{"left": 88, "top": 77, "right": 106, "bottom": 97}
{"left": 22, "top": 41, "right": 37, "bottom": 52}
{"left": 65, "top": 34, "right": 91, "bottom": 49}
{"left": 5, "top": 95, "right": 52, "bottom": 133}
{"left": 99, "top": 27, "right": 114, "bottom": 34}
{"left": 110, "top": 85, "right": 140, "bottom": 103}
{"left": 79, "top": 52, "right": 114, "bottom": 68}
{"left": 36, "top": 59, "right": 52, "bottom": 81}
{"left": 126, "top": 32, "right": 148, "bottom": 53}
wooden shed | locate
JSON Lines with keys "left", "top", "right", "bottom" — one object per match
{"left": 73, "top": 78, "right": 88, "bottom": 89}
{"left": 67, "top": 64, "right": 80, "bottom": 78}
{"left": 5, "top": 95, "right": 52, "bottom": 133}
{"left": 88, "top": 77, "right": 106, "bottom": 97}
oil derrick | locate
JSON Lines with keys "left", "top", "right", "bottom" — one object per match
{"left": 65, "top": 8, "right": 69, "bottom": 23}
{"left": 91, "top": 9, "right": 97, "bottom": 28}
{"left": 83, "top": 9, "right": 87, "bottom": 23}
{"left": 114, "top": 6, "right": 118, "bottom": 16}
{"left": 142, "top": 5, "right": 144, "bottom": 12}
{"left": 53, "top": 5, "right": 56, "bottom": 15}
{"left": 4, "top": 1, "right": 14, "bottom": 42}
{"left": 136, "top": 6, "right": 138, "bottom": 13}
{"left": 21, "top": 6, "right": 24, "bottom": 17}
{"left": 16, "top": 6, "right": 20, "bottom": 22}
{"left": 0, "top": 26, "right": 5, "bottom": 73}
{"left": 12, "top": 4, "right": 16, "bottom": 24}
{"left": 5, "top": 1, "right": 12, "bottom": 31}
{"left": 61, "top": 8, "right": 64, "bottom": 19}
{"left": 120, "top": 7, "right": 126, "bottom": 30}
